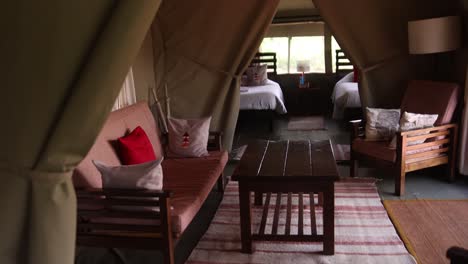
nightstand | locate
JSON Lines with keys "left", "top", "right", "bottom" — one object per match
{"left": 284, "top": 85, "right": 327, "bottom": 115}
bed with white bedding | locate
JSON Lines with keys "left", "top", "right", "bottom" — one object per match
{"left": 331, "top": 72, "right": 361, "bottom": 119}
{"left": 240, "top": 79, "right": 287, "bottom": 114}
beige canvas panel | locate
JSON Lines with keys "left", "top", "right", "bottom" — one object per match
{"left": 0, "top": 1, "right": 161, "bottom": 264}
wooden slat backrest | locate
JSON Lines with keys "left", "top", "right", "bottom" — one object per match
{"left": 335, "top": 49, "right": 352, "bottom": 73}
{"left": 250, "top": 52, "right": 277, "bottom": 75}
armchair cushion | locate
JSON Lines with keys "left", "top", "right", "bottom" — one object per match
{"left": 401, "top": 80, "right": 459, "bottom": 126}
{"left": 352, "top": 138, "right": 396, "bottom": 162}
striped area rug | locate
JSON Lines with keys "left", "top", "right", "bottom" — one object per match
{"left": 187, "top": 180, "right": 416, "bottom": 264}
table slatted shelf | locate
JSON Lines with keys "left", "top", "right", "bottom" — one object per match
{"left": 255, "top": 192, "right": 322, "bottom": 238}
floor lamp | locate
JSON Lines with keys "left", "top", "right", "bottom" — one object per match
{"left": 408, "top": 16, "right": 461, "bottom": 80}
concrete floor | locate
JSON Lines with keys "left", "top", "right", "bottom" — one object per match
{"left": 75, "top": 115, "right": 468, "bottom": 264}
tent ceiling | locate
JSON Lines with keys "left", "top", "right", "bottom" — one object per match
{"left": 276, "top": 0, "right": 318, "bottom": 19}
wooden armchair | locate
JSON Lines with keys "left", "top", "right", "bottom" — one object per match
{"left": 350, "top": 80, "right": 460, "bottom": 196}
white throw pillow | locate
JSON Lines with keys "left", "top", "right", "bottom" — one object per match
{"left": 389, "top": 112, "right": 438, "bottom": 149}
{"left": 167, "top": 117, "right": 211, "bottom": 158}
{"left": 93, "top": 157, "right": 164, "bottom": 190}
{"left": 365, "top": 107, "right": 401, "bottom": 141}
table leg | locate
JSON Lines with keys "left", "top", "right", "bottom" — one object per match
{"left": 254, "top": 191, "right": 263, "bottom": 206}
{"left": 323, "top": 183, "right": 335, "bottom": 255}
{"left": 239, "top": 182, "right": 253, "bottom": 253}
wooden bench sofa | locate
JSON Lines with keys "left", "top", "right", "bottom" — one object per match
{"left": 72, "top": 102, "right": 228, "bottom": 264}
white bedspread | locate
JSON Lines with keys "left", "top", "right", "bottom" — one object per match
{"left": 331, "top": 72, "right": 361, "bottom": 119}
{"left": 240, "top": 79, "right": 287, "bottom": 114}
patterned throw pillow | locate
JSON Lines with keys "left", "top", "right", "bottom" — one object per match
{"left": 365, "top": 107, "right": 401, "bottom": 141}
{"left": 93, "top": 157, "right": 164, "bottom": 190}
{"left": 245, "top": 64, "right": 268, "bottom": 86}
{"left": 388, "top": 112, "right": 438, "bottom": 149}
{"left": 167, "top": 117, "right": 211, "bottom": 157}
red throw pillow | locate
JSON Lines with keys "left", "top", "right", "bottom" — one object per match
{"left": 117, "top": 126, "right": 156, "bottom": 165}
{"left": 353, "top": 67, "right": 359, "bottom": 82}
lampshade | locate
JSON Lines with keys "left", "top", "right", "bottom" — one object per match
{"left": 296, "top": 60, "right": 310, "bottom": 72}
{"left": 408, "top": 16, "right": 461, "bottom": 54}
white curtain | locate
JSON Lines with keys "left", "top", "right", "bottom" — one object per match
{"left": 112, "top": 67, "right": 137, "bottom": 111}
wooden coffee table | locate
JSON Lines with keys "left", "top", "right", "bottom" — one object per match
{"left": 231, "top": 140, "right": 339, "bottom": 255}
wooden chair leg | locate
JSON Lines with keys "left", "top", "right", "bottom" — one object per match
{"left": 395, "top": 170, "right": 405, "bottom": 196}
{"left": 447, "top": 164, "right": 456, "bottom": 182}
{"left": 160, "top": 197, "right": 175, "bottom": 264}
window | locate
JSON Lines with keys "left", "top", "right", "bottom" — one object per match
{"left": 290, "top": 36, "right": 325, "bottom": 73}
{"left": 259, "top": 22, "right": 349, "bottom": 75}
{"left": 259, "top": 37, "right": 289, "bottom": 74}
{"left": 259, "top": 36, "right": 325, "bottom": 74}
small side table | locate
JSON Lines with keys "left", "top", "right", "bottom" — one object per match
{"left": 284, "top": 85, "right": 324, "bottom": 115}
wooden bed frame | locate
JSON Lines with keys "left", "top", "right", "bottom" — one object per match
{"left": 335, "top": 49, "right": 353, "bottom": 75}
{"left": 250, "top": 52, "right": 277, "bottom": 75}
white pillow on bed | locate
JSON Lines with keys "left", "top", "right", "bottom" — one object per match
{"left": 245, "top": 64, "right": 268, "bottom": 86}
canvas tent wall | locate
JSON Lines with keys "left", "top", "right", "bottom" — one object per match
{"left": 314, "top": 0, "right": 463, "bottom": 108}
{"left": 0, "top": 1, "right": 161, "bottom": 264}
{"left": 1, "top": 1, "right": 468, "bottom": 264}
{"left": 151, "top": 0, "right": 280, "bottom": 150}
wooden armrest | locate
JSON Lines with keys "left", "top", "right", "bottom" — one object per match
{"left": 208, "top": 131, "right": 223, "bottom": 151}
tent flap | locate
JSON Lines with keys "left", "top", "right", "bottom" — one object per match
{"left": 313, "top": 0, "right": 459, "bottom": 108}
{"left": 1, "top": 1, "right": 161, "bottom": 263}
{"left": 152, "top": 0, "right": 280, "bottom": 150}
